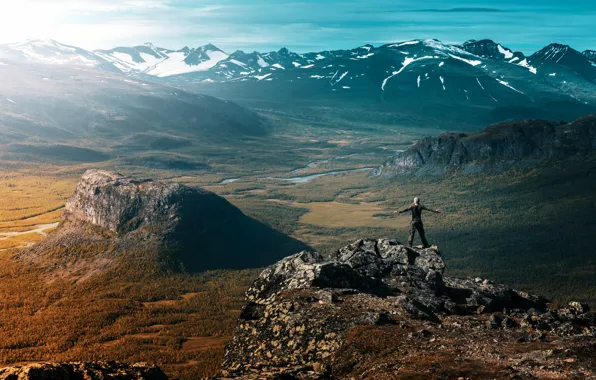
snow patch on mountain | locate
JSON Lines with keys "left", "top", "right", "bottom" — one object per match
{"left": 518, "top": 59, "right": 537, "bottom": 74}
{"left": 388, "top": 41, "right": 420, "bottom": 48}
{"left": 382, "top": 56, "right": 439, "bottom": 91}
{"left": 229, "top": 59, "right": 248, "bottom": 67}
{"left": 496, "top": 79, "right": 525, "bottom": 95}
{"left": 331, "top": 71, "right": 349, "bottom": 86}
{"left": 497, "top": 44, "right": 513, "bottom": 59}
{"left": 476, "top": 78, "right": 485, "bottom": 90}
{"left": 147, "top": 49, "right": 228, "bottom": 77}
{"left": 4, "top": 39, "right": 100, "bottom": 66}
{"left": 253, "top": 55, "right": 267, "bottom": 67}
{"left": 254, "top": 73, "right": 272, "bottom": 81}
{"left": 448, "top": 54, "right": 481, "bottom": 66}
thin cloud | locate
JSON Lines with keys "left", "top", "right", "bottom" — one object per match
{"left": 409, "top": 8, "right": 510, "bottom": 13}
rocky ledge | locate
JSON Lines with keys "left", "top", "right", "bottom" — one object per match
{"left": 375, "top": 114, "right": 596, "bottom": 177}
{"left": 217, "top": 238, "right": 596, "bottom": 379}
{"left": 0, "top": 361, "right": 167, "bottom": 380}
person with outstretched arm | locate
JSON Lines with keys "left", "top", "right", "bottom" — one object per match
{"left": 394, "top": 197, "right": 441, "bottom": 248}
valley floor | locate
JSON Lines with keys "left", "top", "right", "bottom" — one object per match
{"left": 0, "top": 115, "right": 595, "bottom": 378}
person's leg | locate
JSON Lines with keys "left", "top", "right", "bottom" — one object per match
{"left": 408, "top": 222, "right": 416, "bottom": 247}
{"left": 417, "top": 222, "right": 430, "bottom": 248}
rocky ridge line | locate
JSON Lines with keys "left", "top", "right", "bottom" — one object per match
{"left": 217, "top": 238, "right": 596, "bottom": 379}
{"left": 375, "top": 114, "right": 596, "bottom": 177}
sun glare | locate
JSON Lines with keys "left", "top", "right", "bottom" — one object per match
{"left": 0, "top": 2, "right": 63, "bottom": 43}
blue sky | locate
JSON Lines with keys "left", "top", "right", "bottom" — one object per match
{"left": 0, "top": 0, "right": 594, "bottom": 53}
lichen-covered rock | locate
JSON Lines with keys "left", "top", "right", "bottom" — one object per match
{"left": 0, "top": 361, "right": 167, "bottom": 380}
{"left": 216, "top": 238, "right": 596, "bottom": 379}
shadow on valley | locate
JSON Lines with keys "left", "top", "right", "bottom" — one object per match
{"left": 169, "top": 189, "right": 311, "bottom": 271}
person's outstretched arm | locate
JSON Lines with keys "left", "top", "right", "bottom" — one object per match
{"left": 393, "top": 206, "right": 412, "bottom": 214}
{"left": 422, "top": 205, "right": 441, "bottom": 214}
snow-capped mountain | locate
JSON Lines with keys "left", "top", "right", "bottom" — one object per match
{"left": 0, "top": 39, "right": 119, "bottom": 71}
{"left": 94, "top": 43, "right": 228, "bottom": 77}
{"left": 528, "top": 44, "right": 596, "bottom": 83}
{"left": 166, "top": 38, "right": 596, "bottom": 128}
{"left": 93, "top": 43, "right": 172, "bottom": 73}
{"left": 1, "top": 37, "right": 594, "bottom": 129}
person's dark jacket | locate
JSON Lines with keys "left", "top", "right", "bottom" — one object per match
{"left": 399, "top": 204, "right": 439, "bottom": 222}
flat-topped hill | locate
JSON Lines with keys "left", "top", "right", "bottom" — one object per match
{"left": 16, "top": 170, "right": 308, "bottom": 279}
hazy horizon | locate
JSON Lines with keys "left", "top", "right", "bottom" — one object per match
{"left": 0, "top": 0, "right": 594, "bottom": 54}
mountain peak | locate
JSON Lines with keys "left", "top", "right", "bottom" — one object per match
{"left": 463, "top": 38, "right": 496, "bottom": 46}
{"left": 532, "top": 43, "right": 590, "bottom": 68}
{"left": 461, "top": 39, "right": 520, "bottom": 60}
{"left": 533, "top": 43, "right": 573, "bottom": 57}
{"left": 199, "top": 43, "right": 224, "bottom": 53}
{"left": 10, "top": 38, "right": 65, "bottom": 48}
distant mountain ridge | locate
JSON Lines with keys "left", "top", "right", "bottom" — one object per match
{"left": 2, "top": 38, "right": 594, "bottom": 80}
{"left": 2, "top": 38, "right": 596, "bottom": 129}
{"left": 375, "top": 114, "right": 596, "bottom": 176}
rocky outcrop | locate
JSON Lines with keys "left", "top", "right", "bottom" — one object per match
{"left": 63, "top": 170, "right": 204, "bottom": 236}
{"left": 375, "top": 114, "right": 596, "bottom": 176}
{"left": 0, "top": 361, "right": 167, "bottom": 380}
{"left": 217, "top": 238, "right": 596, "bottom": 379}
{"left": 16, "top": 170, "right": 308, "bottom": 277}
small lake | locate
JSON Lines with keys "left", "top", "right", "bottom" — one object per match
{"left": 220, "top": 178, "right": 240, "bottom": 184}
{"left": 263, "top": 167, "right": 373, "bottom": 184}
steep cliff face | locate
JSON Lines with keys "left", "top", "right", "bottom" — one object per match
{"left": 217, "top": 238, "right": 596, "bottom": 379}
{"left": 0, "top": 361, "right": 167, "bottom": 380}
{"left": 63, "top": 170, "right": 207, "bottom": 236}
{"left": 17, "top": 170, "right": 308, "bottom": 278}
{"left": 376, "top": 115, "right": 596, "bottom": 176}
